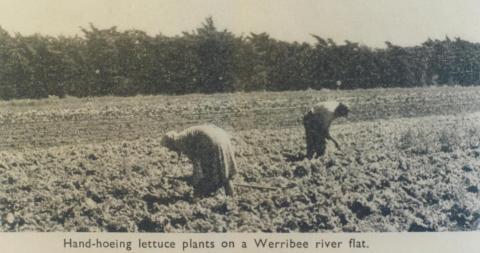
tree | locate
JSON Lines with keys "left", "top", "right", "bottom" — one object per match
{"left": 189, "top": 17, "right": 237, "bottom": 93}
{"left": 81, "top": 24, "right": 122, "bottom": 96}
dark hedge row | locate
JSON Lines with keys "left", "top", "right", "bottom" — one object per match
{"left": 1, "top": 17, "right": 480, "bottom": 100}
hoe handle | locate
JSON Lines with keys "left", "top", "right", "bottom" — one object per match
{"left": 234, "top": 183, "right": 279, "bottom": 191}
{"left": 165, "top": 176, "right": 279, "bottom": 191}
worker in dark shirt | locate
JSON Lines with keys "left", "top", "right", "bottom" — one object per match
{"left": 303, "top": 101, "right": 349, "bottom": 159}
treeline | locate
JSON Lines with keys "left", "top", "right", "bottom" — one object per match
{"left": 1, "top": 17, "right": 480, "bottom": 100}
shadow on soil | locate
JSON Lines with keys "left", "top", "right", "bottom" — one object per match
{"left": 283, "top": 152, "right": 307, "bottom": 162}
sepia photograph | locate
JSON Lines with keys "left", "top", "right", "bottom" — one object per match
{"left": 0, "top": 0, "right": 480, "bottom": 236}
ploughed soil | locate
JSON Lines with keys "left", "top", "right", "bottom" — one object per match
{"left": 1, "top": 86, "right": 480, "bottom": 232}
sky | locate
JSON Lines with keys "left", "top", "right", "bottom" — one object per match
{"left": 0, "top": 0, "right": 479, "bottom": 48}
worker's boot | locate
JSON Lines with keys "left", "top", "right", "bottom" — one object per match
{"left": 224, "top": 181, "right": 234, "bottom": 196}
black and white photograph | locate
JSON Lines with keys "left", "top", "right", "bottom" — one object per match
{"left": 0, "top": 0, "right": 480, "bottom": 236}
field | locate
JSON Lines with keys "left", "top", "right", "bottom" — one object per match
{"left": 1, "top": 86, "right": 480, "bottom": 232}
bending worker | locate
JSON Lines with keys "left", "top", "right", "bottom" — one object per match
{"left": 161, "top": 124, "right": 237, "bottom": 197}
{"left": 303, "top": 101, "right": 349, "bottom": 159}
